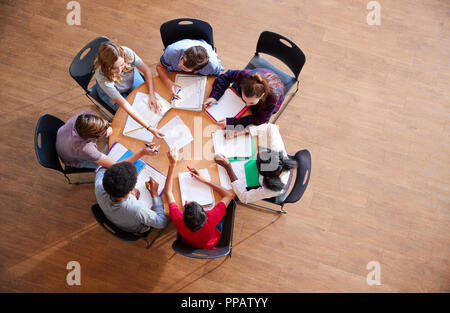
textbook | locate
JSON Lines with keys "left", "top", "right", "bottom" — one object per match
{"left": 212, "top": 129, "right": 253, "bottom": 159}
{"left": 122, "top": 91, "right": 171, "bottom": 142}
{"left": 158, "top": 115, "right": 193, "bottom": 150}
{"left": 96, "top": 142, "right": 167, "bottom": 205}
{"left": 205, "top": 87, "right": 249, "bottom": 123}
{"left": 178, "top": 168, "right": 214, "bottom": 210}
{"left": 171, "top": 74, "right": 206, "bottom": 111}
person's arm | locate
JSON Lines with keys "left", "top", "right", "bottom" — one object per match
{"left": 164, "top": 148, "right": 179, "bottom": 204}
{"left": 96, "top": 145, "right": 158, "bottom": 168}
{"left": 156, "top": 61, "right": 181, "bottom": 101}
{"left": 226, "top": 105, "right": 273, "bottom": 127}
{"left": 138, "top": 178, "right": 167, "bottom": 229}
{"left": 208, "top": 70, "right": 243, "bottom": 100}
{"left": 189, "top": 168, "right": 233, "bottom": 207}
{"left": 113, "top": 96, "right": 164, "bottom": 138}
{"left": 137, "top": 63, "right": 162, "bottom": 113}
{"left": 214, "top": 154, "right": 238, "bottom": 182}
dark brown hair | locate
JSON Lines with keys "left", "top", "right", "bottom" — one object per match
{"left": 241, "top": 73, "right": 272, "bottom": 105}
{"left": 181, "top": 46, "right": 209, "bottom": 71}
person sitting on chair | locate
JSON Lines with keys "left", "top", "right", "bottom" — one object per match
{"left": 214, "top": 123, "right": 297, "bottom": 204}
{"left": 56, "top": 111, "right": 158, "bottom": 169}
{"left": 95, "top": 162, "right": 167, "bottom": 233}
{"left": 95, "top": 40, "right": 164, "bottom": 138}
{"left": 156, "top": 39, "right": 224, "bottom": 101}
{"left": 164, "top": 149, "right": 233, "bottom": 249}
{"left": 204, "top": 69, "right": 284, "bottom": 129}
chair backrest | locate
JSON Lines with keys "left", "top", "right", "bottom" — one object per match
{"left": 34, "top": 114, "right": 65, "bottom": 173}
{"left": 284, "top": 149, "right": 311, "bottom": 204}
{"left": 255, "top": 31, "right": 306, "bottom": 79}
{"left": 160, "top": 18, "right": 215, "bottom": 50}
{"left": 172, "top": 199, "right": 236, "bottom": 259}
{"left": 91, "top": 204, "right": 142, "bottom": 242}
{"left": 69, "top": 36, "right": 110, "bottom": 92}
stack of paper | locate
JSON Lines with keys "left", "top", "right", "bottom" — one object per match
{"left": 159, "top": 115, "right": 193, "bottom": 150}
{"left": 205, "top": 88, "right": 248, "bottom": 122}
{"left": 212, "top": 129, "right": 253, "bottom": 158}
{"left": 171, "top": 74, "right": 206, "bottom": 111}
{"left": 178, "top": 169, "right": 214, "bottom": 210}
{"left": 122, "top": 91, "right": 171, "bottom": 142}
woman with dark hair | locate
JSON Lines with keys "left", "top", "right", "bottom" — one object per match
{"left": 214, "top": 123, "right": 297, "bottom": 203}
{"left": 204, "top": 69, "right": 285, "bottom": 128}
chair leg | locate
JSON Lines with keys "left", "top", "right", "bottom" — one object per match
{"left": 238, "top": 200, "right": 287, "bottom": 214}
{"left": 85, "top": 94, "right": 113, "bottom": 122}
{"left": 272, "top": 82, "right": 299, "bottom": 124}
{"left": 64, "top": 173, "right": 94, "bottom": 185}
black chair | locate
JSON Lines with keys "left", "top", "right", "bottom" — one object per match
{"left": 237, "top": 149, "right": 311, "bottom": 214}
{"left": 91, "top": 204, "right": 159, "bottom": 249}
{"left": 34, "top": 114, "right": 95, "bottom": 185}
{"left": 172, "top": 199, "right": 236, "bottom": 259}
{"left": 160, "top": 18, "right": 215, "bottom": 50}
{"left": 69, "top": 36, "right": 116, "bottom": 120}
{"left": 245, "top": 31, "right": 306, "bottom": 123}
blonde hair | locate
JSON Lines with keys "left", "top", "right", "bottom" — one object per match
{"left": 94, "top": 41, "right": 133, "bottom": 82}
{"left": 75, "top": 114, "right": 110, "bottom": 140}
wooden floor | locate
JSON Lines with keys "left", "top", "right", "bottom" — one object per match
{"left": 0, "top": 0, "right": 449, "bottom": 292}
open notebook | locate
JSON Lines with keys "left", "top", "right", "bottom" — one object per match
{"left": 97, "top": 142, "right": 167, "bottom": 206}
{"left": 178, "top": 169, "right": 214, "bottom": 210}
{"left": 171, "top": 74, "right": 206, "bottom": 111}
{"left": 205, "top": 87, "right": 248, "bottom": 122}
{"left": 212, "top": 129, "right": 253, "bottom": 158}
{"left": 122, "top": 91, "right": 171, "bottom": 142}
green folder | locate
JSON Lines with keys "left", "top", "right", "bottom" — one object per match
{"left": 244, "top": 159, "right": 260, "bottom": 188}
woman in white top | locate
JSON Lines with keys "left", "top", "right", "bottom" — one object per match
{"left": 214, "top": 123, "right": 297, "bottom": 203}
{"left": 95, "top": 40, "right": 164, "bottom": 138}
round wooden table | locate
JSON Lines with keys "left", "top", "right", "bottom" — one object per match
{"left": 109, "top": 73, "right": 241, "bottom": 209}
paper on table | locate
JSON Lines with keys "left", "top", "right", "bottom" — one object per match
{"left": 178, "top": 169, "right": 214, "bottom": 210}
{"left": 122, "top": 92, "right": 171, "bottom": 142}
{"left": 205, "top": 88, "right": 248, "bottom": 122}
{"left": 217, "top": 160, "right": 247, "bottom": 190}
{"left": 171, "top": 75, "right": 206, "bottom": 111}
{"left": 134, "top": 164, "right": 167, "bottom": 208}
{"left": 212, "top": 129, "right": 252, "bottom": 158}
{"left": 159, "top": 115, "right": 193, "bottom": 150}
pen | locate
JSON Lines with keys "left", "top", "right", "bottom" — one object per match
{"left": 211, "top": 102, "right": 219, "bottom": 106}
{"left": 171, "top": 88, "right": 181, "bottom": 102}
{"left": 145, "top": 143, "right": 159, "bottom": 153}
{"left": 187, "top": 166, "right": 194, "bottom": 173}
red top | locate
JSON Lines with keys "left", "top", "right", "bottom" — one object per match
{"left": 169, "top": 201, "right": 226, "bottom": 249}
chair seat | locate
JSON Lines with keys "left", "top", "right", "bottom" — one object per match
{"left": 245, "top": 54, "right": 297, "bottom": 95}
{"left": 88, "top": 85, "right": 118, "bottom": 115}
{"left": 64, "top": 166, "right": 96, "bottom": 174}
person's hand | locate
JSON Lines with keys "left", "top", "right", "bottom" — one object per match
{"left": 151, "top": 128, "right": 165, "bottom": 138}
{"left": 225, "top": 130, "right": 239, "bottom": 139}
{"left": 145, "top": 178, "right": 159, "bottom": 197}
{"left": 189, "top": 168, "right": 208, "bottom": 183}
{"left": 214, "top": 153, "right": 230, "bottom": 168}
{"left": 148, "top": 94, "right": 162, "bottom": 113}
{"left": 142, "top": 144, "right": 160, "bottom": 156}
{"left": 170, "top": 82, "right": 182, "bottom": 101}
{"left": 203, "top": 97, "right": 217, "bottom": 109}
{"left": 167, "top": 148, "right": 179, "bottom": 166}
{"left": 217, "top": 120, "right": 227, "bottom": 129}
{"left": 130, "top": 188, "right": 140, "bottom": 200}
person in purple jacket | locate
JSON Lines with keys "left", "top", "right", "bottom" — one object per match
{"left": 203, "top": 68, "right": 285, "bottom": 129}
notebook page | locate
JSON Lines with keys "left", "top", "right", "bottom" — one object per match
{"left": 212, "top": 130, "right": 252, "bottom": 158}
{"left": 178, "top": 169, "right": 214, "bottom": 209}
{"left": 172, "top": 75, "right": 206, "bottom": 110}
{"left": 206, "top": 88, "right": 247, "bottom": 122}
{"left": 217, "top": 160, "right": 248, "bottom": 190}
{"left": 159, "top": 115, "right": 193, "bottom": 150}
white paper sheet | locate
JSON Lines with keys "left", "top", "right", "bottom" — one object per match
{"left": 212, "top": 129, "right": 252, "bottom": 158}
{"left": 217, "top": 160, "right": 248, "bottom": 190}
{"left": 178, "top": 169, "right": 214, "bottom": 210}
{"left": 171, "top": 75, "right": 206, "bottom": 111}
{"left": 159, "top": 115, "right": 193, "bottom": 150}
{"left": 206, "top": 88, "right": 247, "bottom": 122}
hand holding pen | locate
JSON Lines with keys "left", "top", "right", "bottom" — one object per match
{"left": 171, "top": 83, "right": 182, "bottom": 101}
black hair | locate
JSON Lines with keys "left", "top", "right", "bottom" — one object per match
{"left": 102, "top": 162, "right": 138, "bottom": 198}
{"left": 183, "top": 201, "right": 207, "bottom": 232}
{"left": 256, "top": 149, "right": 297, "bottom": 192}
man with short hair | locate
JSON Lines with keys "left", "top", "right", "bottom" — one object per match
{"left": 95, "top": 162, "right": 167, "bottom": 233}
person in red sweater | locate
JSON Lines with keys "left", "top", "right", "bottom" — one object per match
{"left": 164, "top": 149, "right": 233, "bottom": 249}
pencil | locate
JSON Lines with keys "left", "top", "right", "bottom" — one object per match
{"left": 124, "top": 126, "right": 144, "bottom": 134}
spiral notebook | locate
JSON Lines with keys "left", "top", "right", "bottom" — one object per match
{"left": 171, "top": 74, "right": 206, "bottom": 111}
{"left": 205, "top": 88, "right": 249, "bottom": 122}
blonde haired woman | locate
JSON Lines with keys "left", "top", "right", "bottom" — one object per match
{"left": 95, "top": 40, "right": 164, "bottom": 138}
{"left": 56, "top": 111, "right": 158, "bottom": 169}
